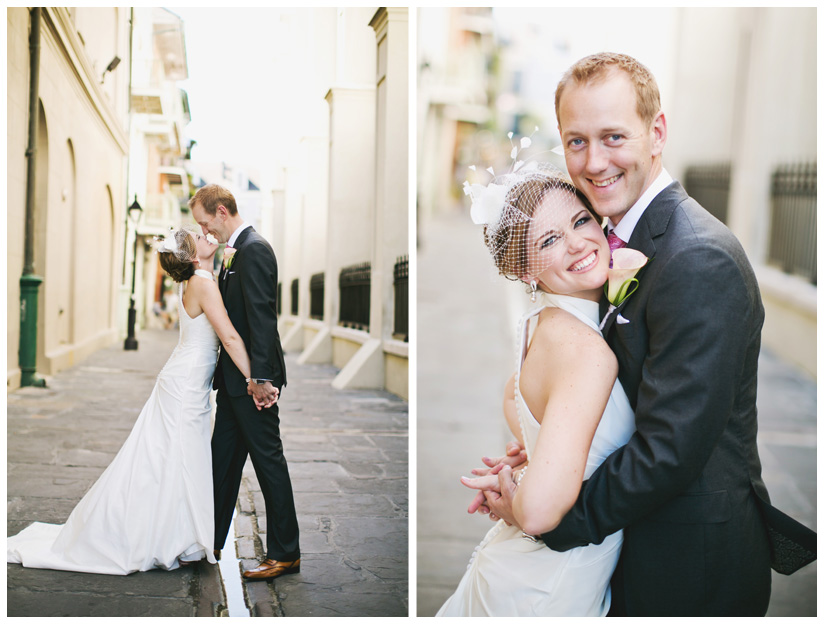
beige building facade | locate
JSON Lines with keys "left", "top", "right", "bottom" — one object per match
{"left": 120, "top": 7, "right": 190, "bottom": 339}
{"left": 8, "top": 7, "right": 130, "bottom": 389}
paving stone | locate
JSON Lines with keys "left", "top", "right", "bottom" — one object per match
{"left": 293, "top": 492, "right": 400, "bottom": 517}
{"left": 233, "top": 513, "right": 255, "bottom": 538}
{"left": 7, "top": 564, "right": 195, "bottom": 597}
{"left": 7, "top": 329, "right": 408, "bottom": 618}
{"left": 7, "top": 589, "right": 195, "bottom": 617}
{"left": 274, "top": 586, "right": 407, "bottom": 617}
{"left": 236, "top": 535, "right": 258, "bottom": 560}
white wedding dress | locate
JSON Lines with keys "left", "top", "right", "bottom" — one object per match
{"left": 7, "top": 270, "right": 220, "bottom": 575}
{"left": 437, "top": 294, "right": 636, "bottom": 616}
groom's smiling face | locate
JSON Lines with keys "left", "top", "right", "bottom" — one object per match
{"left": 192, "top": 202, "right": 230, "bottom": 244}
{"left": 558, "top": 70, "right": 666, "bottom": 225}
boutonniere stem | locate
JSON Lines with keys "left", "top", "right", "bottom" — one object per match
{"left": 598, "top": 248, "right": 650, "bottom": 331}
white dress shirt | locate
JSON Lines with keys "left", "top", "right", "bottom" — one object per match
{"left": 608, "top": 168, "right": 673, "bottom": 242}
{"left": 227, "top": 221, "right": 251, "bottom": 248}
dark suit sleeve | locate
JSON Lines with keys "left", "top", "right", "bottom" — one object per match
{"left": 238, "top": 241, "right": 282, "bottom": 382}
{"left": 542, "top": 242, "right": 755, "bottom": 549}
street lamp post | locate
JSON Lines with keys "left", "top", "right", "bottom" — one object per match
{"left": 124, "top": 196, "right": 143, "bottom": 350}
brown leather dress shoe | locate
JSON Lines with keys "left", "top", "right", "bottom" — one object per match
{"left": 213, "top": 549, "right": 221, "bottom": 561}
{"left": 242, "top": 558, "right": 300, "bottom": 580}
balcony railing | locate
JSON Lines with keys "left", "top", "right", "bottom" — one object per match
{"left": 393, "top": 256, "right": 409, "bottom": 342}
{"left": 290, "top": 278, "right": 299, "bottom": 316}
{"left": 684, "top": 163, "right": 731, "bottom": 225}
{"left": 310, "top": 272, "right": 324, "bottom": 320}
{"left": 768, "top": 162, "right": 816, "bottom": 284}
{"left": 339, "top": 263, "right": 371, "bottom": 332}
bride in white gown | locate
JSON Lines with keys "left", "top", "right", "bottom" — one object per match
{"left": 437, "top": 164, "right": 636, "bottom": 616}
{"left": 7, "top": 228, "right": 262, "bottom": 575}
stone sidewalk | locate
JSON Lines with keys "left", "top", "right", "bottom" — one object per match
{"left": 7, "top": 328, "right": 408, "bottom": 617}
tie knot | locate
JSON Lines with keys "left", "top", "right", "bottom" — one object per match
{"left": 607, "top": 232, "right": 626, "bottom": 253}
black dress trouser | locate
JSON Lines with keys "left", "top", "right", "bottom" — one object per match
{"left": 211, "top": 386, "right": 300, "bottom": 561}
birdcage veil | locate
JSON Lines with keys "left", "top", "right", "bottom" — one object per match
{"left": 464, "top": 146, "right": 584, "bottom": 284}
{"left": 153, "top": 226, "right": 198, "bottom": 262}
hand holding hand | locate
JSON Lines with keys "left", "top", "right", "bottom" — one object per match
{"left": 465, "top": 462, "right": 506, "bottom": 514}
{"left": 484, "top": 464, "right": 520, "bottom": 527}
{"left": 247, "top": 380, "right": 279, "bottom": 410}
{"left": 465, "top": 441, "right": 527, "bottom": 515}
{"left": 471, "top": 441, "right": 527, "bottom": 477}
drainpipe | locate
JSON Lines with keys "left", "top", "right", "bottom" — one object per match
{"left": 122, "top": 7, "right": 134, "bottom": 285}
{"left": 19, "top": 7, "right": 46, "bottom": 387}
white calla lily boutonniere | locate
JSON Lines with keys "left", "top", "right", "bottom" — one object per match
{"left": 599, "top": 248, "right": 650, "bottom": 331}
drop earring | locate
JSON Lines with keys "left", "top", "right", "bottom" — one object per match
{"left": 530, "top": 280, "right": 537, "bottom": 303}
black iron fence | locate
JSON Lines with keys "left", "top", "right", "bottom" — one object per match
{"left": 393, "top": 256, "right": 409, "bottom": 342}
{"left": 768, "top": 162, "right": 816, "bottom": 284}
{"left": 339, "top": 262, "right": 371, "bottom": 331}
{"left": 290, "top": 278, "right": 299, "bottom": 316}
{"left": 684, "top": 162, "right": 731, "bottom": 225}
{"left": 309, "top": 272, "right": 324, "bottom": 320}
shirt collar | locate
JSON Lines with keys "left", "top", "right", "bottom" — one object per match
{"left": 608, "top": 168, "right": 673, "bottom": 241}
{"left": 227, "top": 222, "right": 251, "bottom": 248}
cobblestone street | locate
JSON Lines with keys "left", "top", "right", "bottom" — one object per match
{"left": 7, "top": 328, "right": 408, "bottom": 617}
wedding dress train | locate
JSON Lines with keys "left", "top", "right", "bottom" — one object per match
{"left": 437, "top": 294, "right": 636, "bottom": 616}
{"left": 7, "top": 270, "right": 220, "bottom": 575}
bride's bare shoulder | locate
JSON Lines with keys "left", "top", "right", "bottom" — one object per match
{"left": 532, "top": 307, "right": 614, "bottom": 365}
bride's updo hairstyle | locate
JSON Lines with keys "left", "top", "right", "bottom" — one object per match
{"left": 157, "top": 228, "right": 198, "bottom": 283}
{"left": 481, "top": 164, "right": 597, "bottom": 282}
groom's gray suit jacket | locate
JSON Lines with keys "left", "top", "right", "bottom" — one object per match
{"left": 541, "top": 182, "right": 815, "bottom": 616}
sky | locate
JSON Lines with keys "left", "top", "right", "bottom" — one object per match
{"left": 168, "top": 7, "right": 302, "bottom": 172}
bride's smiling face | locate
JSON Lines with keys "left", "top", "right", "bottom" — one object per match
{"left": 194, "top": 232, "right": 219, "bottom": 260}
{"left": 525, "top": 189, "right": 609, "bottom": 302}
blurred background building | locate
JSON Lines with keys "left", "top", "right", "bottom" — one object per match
{"left": 418, "top": 6, "right": 815, "bottom": 376}
{"left": 417, "top": 6, "right": 816, "bottom": 616}
{"left": 8, "top": 7, "right": 409, "bottom": 402}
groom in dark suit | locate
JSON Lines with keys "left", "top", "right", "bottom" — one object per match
{"left": 191, "top": 184, "right": 300, "bottom": 580}
{"left": 478, "top": 53, "right": 814, "bottom": 615}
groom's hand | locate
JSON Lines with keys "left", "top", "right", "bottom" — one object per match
{"left": 484, "top": 465, "right": 520, "bottom": 528}
{"left": 464, "top": 462, "right": 504, "bottom": 514}
{"left": 247, "top": 380, "right": 279, "bottom": 411}
{"left": 466, "top": 442, "right": 527, "bottom": 514}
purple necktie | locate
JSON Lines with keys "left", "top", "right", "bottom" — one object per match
{"left": 607, "top": 233, "right": 626, "bottom": 267}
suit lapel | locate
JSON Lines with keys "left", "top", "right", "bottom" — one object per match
{"left": 219, "top": 226, "right": 255, "bottom": 297}
{"left": 600, "top": 182, "right": 685, "bottom": 337}
{"left": 233, "top": 226, "right": 255, "bottom": 249}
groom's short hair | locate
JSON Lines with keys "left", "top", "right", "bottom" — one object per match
{"left": 555, "top": 52, "right": 661, "bottom": 128}
{"left": 189, "top": 184, "right": 238, "bottom": 216}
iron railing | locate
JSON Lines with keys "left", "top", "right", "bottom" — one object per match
{"left": 290, "top": 278, "right": 299, "bottom": 316}
{"left": 393, "top": 256, "right": 409, "bottom": 342}
{"left": 309, "top": 272, "right": 324, "bottom": 320}
{"left": 768, "top": 162, "right": 816, "bottom": 284}
{"left": 339, "top": 262, "right": 371, "bottom": 331}
{"left": 684, "top": 163, "right": 731, "bottom": 225}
